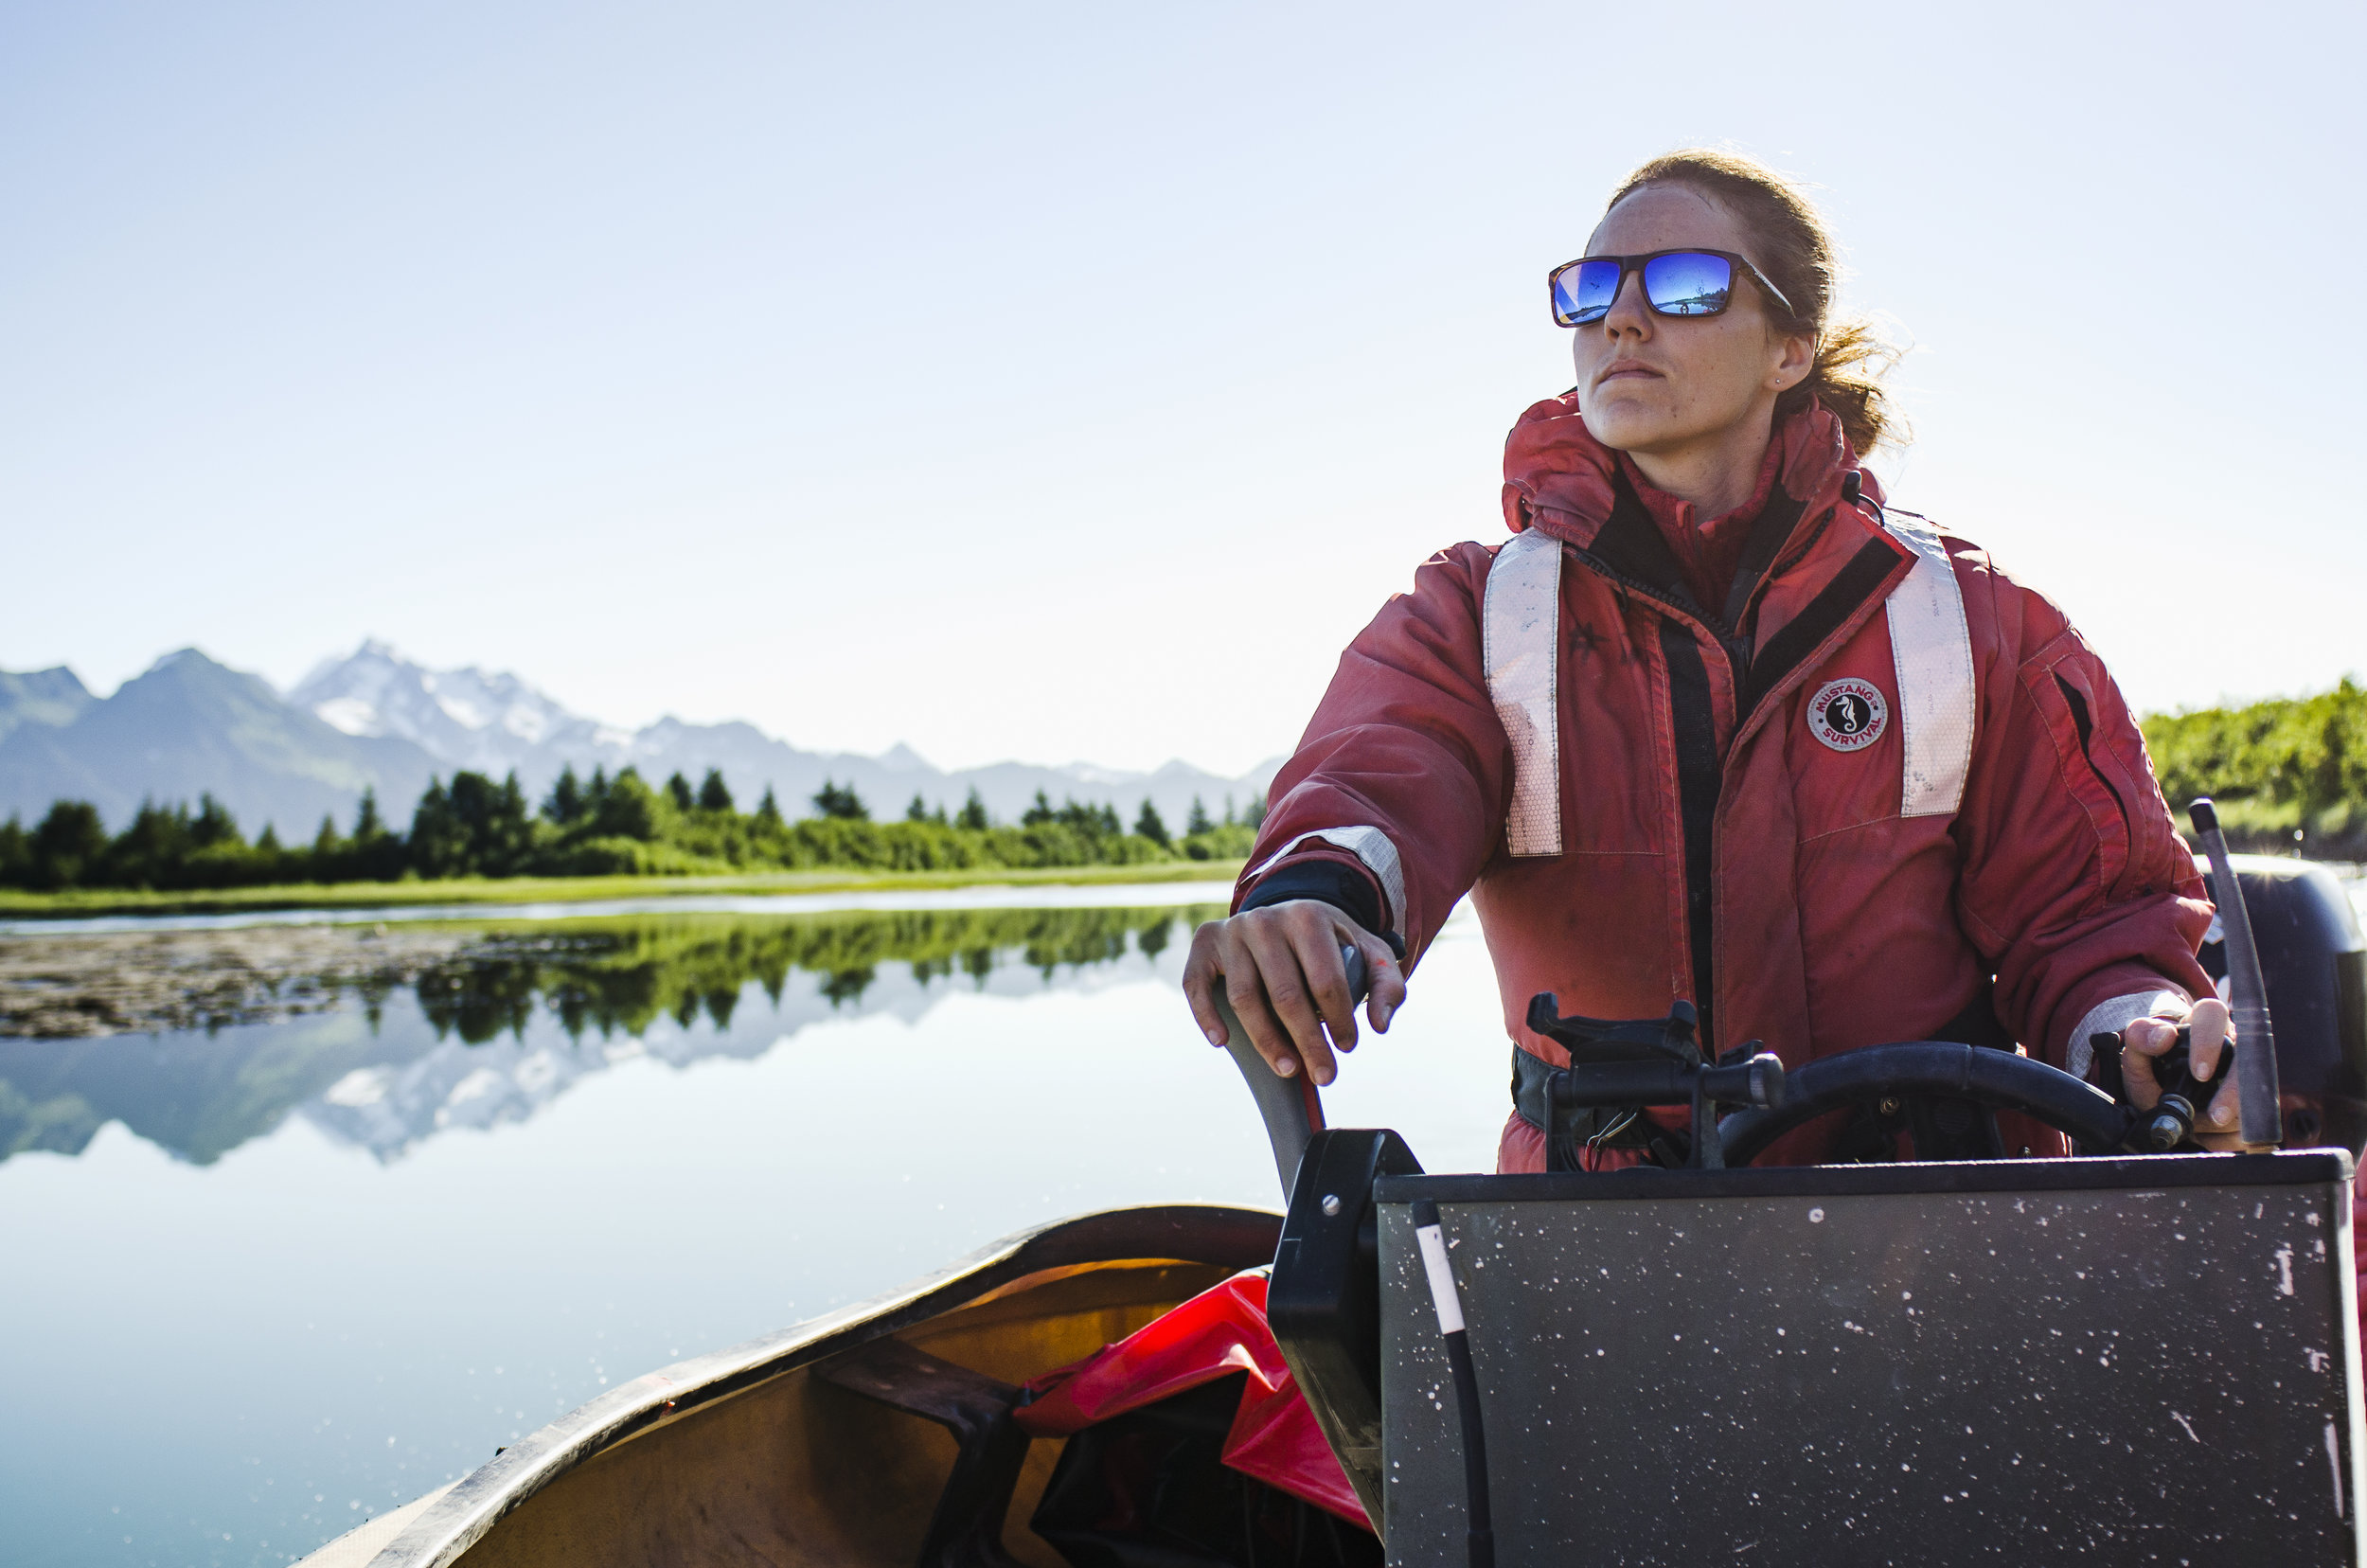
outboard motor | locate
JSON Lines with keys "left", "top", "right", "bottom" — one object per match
{"left": 2207, "top": 856, "right": 2367, "bottom": 1155}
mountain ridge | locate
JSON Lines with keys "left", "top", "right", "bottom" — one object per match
{"left": 0, "top": 642, "right": 1280, "bottom": 839}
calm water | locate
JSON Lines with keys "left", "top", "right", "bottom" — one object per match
{"left": 0, "top": 888, "right": 1510, "bottom": 1568}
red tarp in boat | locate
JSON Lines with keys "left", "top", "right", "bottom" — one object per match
{"left": 1014, "top": 1272, "right": 1369, "bottom": 1529}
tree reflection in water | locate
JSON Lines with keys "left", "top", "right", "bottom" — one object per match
{"left": 0, "top": 903, "right": 1219, "bottom": 1166}
{"left": 412, "top": 905, "right": 1205, "bottom": 1045}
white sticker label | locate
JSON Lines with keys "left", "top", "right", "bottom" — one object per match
{"left": 1808, "top": 677, "right": 1889, "bottom": 753}
{"left": 1415, "top": 1223, "right": 1466, "bottom": 1335}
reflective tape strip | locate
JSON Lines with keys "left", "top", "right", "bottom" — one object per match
{"left": 1485, "top": 529, "right": 1564, "bottom": 856}
{"left": 1247, "top": 826, "right": 1408, "bottom": 937}
{"left": 1415, "top": 1221, "right": 1466, "bottom": 1335}
{"left": 1881, "top": 515, "right": 1976, "bottom": 818}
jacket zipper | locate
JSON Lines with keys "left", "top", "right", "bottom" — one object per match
{"left": 1562, "top": 507, "right": 1898, "bottom": 1051}
{"left": 1567, "top": 544, "right": 1740, "bottom": 1049}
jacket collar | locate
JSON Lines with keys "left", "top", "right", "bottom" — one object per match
{"left": 1500, "top": 396, "right": 1917, "bottom": 720}
{"left": 1500, "top": 394, "right": 1883, "bottom": 559}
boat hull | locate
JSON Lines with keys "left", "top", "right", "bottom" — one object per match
{"left": 297, "top": 1203, "right": 1281, "bottom": 1568}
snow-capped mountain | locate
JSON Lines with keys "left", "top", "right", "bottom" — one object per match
{"left": 0, "top": 640, "right": 1278, "bottom": 834}
{"left": 0, "top": 649, "right": 438, "bottom": 836}
{"left": 293, "top": 641, "right": 629, "bottom": 772}
{"left": 286, "top": 641, "right": 1277, "bottom": 829}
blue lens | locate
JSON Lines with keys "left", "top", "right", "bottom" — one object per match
{"left": 1552, "top": 259, "right": 1623, "bottom": 326}
{"left": 1642, "top": 252, "right": 1734, "bottom": 316}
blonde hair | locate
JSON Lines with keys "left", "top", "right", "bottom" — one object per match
{"left": 1606, "top": 149, "right": 1905, "bottom": 454}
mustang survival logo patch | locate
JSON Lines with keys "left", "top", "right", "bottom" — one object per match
{"left": 1807, "top": 677, "right": 1888, "bottom": 753}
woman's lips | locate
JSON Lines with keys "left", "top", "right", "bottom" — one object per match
{"left": 1597, "top": 361, "right": 1663, "bottom": 386}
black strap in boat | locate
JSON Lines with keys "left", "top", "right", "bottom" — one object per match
{"left": 1509, "top": 1048, "right": 1678, "bottom": 1167}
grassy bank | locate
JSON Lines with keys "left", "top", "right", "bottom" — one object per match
{"left": 0, "top": 859, "right": 1247, "bottom": 920}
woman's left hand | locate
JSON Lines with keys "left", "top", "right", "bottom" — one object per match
{"left": 2116, "top": 996, "right": 2241, "bottom": 1149}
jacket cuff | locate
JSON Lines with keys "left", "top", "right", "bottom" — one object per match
{"left": 2065, "top": 989, "right": 2192, "bottom": 1082}
{"left": 1239, "top": 826, "right": 1407, "bottom": 939}
{"left": 1237, "top": 859, "right": 1404, "bottom": 956}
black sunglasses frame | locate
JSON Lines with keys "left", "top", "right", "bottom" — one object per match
{"left": 1547, "top": 248, "right": 1796, "bottom": 328}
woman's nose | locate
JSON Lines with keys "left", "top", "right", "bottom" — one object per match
{"left": 1599, "top": 269, "right": 1653, "bottom": 337}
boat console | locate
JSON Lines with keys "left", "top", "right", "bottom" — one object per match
{"left": 1279, "top": 1137, "right": 2361, "bottom": 1563}
{"left": 1242, "top": 840, "right": 2367, "bottom": 1565}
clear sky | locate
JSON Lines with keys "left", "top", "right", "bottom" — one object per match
{"left": 4, "top": 0, "right": 2360, "bottom": 776}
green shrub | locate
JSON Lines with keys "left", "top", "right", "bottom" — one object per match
{"left": 2145, "top": 678, "right": 2367, "bottom": 855}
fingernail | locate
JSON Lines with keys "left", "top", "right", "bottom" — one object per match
{"left": 2216, "top": 1104, "right": 2234, "bottom": 1124}
{"left": 1204, "top": 1025, "right": 1224, "bottom": 1045}
{"left": 1377, "top": 1004, "right": 1395, "bottom": 1029}
{"left": 1275, "top": 1056, "right": 1297, "bottom": 1077}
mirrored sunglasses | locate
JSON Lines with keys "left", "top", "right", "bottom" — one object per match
{"left": 1547, "top": 249, "right": 1793, "bottom": 328}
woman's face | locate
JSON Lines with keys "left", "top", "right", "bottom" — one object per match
{"left": 1573, "top": 184, "right": 1814, "bottom": 459}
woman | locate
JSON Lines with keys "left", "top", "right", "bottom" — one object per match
{"left": 1181, "top": 149, "right": 2228, "bottom": 1168}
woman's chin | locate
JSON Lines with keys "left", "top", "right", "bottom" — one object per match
{"left": 1582, "top": 407, "right": 1678, "bottom": 453}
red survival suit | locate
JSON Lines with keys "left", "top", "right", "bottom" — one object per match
{"left": 1234, "top": 398, "right": 2214, "bottom": 1169}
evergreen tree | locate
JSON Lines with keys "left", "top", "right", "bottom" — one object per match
{"left": 256, "top": 823, "right": 283, "bottom": 853}
{"left": 957, "top": 790, "right": 991, "bottom": 831}
{"left": 28, "top": 800, "right": 110, "bottom": 890}
{"left": 308, "top": 813, "right": 344, "bottom": 883}
{"left": 0, "top": 815, "right": 27, "bottom": 888}
{"left": 1186, "top": 795, "right": 1215, "bottom": 836}
{"left": 191, "top": 793, "right": 241, "bottom": 848}
{"left": 347, "top": 788, "right": 403, "bottom": 880}
{"left": 1022, "top": 790, "right": 1056, "bottom": 827}
{"left": 543, "top": 765, "right": 585, "bottom": 824}
{"left": 594, "top": 768, "right": 662, "bottom": 840}
{"left": 106, "top": 800, "right": 192, "bottom": 889}
{"left": 1134, "top": 799, "right": 1171, "bottom": 846}
{"left": 410, "top": 771, "right": 535, "bottom": 876}
{"left": 666, "top": 772, "right": 697, "bottom": 812}
{"left": 755, "top": 786, "right": 784, "bottom": 829}
{"left": 1223, "top": 794, "right": 1237, "bottom": 827}
{"left": 811, "top": 778, "right": 869, "bottom": 821}
{"left": 697, "top": 768, "right": 735, "bottom": 813}
{"left": 1243, "top": 792, "right": 1268, "bottom": 829}
{"left": 488, "top": 773, "right": 532, "bottom": 871}
{"left": 906, "top": 793, "right": 931, "bottom": 823}
{"left": 406, "top": 779, "right": 464, "bottom": 876}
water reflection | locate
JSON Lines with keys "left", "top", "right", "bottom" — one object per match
{"left": 0, "top": 899, "right": 1514, "bottom": 1568}
{"left": 0, "top": 903, "right": 1217, "bottom": 1167}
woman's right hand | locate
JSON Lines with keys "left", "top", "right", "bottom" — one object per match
{"left": 1181, "top": 900, "right": 1408, "bottom": 1087}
